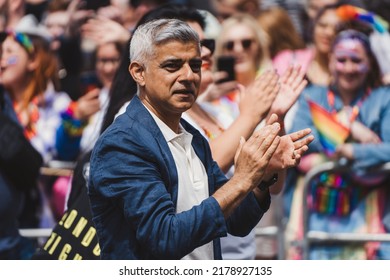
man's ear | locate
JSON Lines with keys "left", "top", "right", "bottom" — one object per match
{"left": 129, "top": 61, "right": 145, "bottom": 86}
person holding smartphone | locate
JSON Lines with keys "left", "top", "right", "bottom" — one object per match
{"left": 200, "top": 13, "right": 305, "bottom": 260}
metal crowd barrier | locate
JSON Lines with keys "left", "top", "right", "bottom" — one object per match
{"left": 39, "top": 160, "right": 75, "bottom": 177}
{"left": 255, "top": 193, "right": 285, "bottom": 259}
{"left": 301, "top": 161, "right": 390, "bottom": 259}
{"left": 19, "top": 228, "right": 52, "bottom": 238}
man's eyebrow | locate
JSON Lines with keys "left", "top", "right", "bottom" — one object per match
{"left": 160, "top": 58, "right": 183, "bottom": 66}
{"left": 190, "top": 58, "right": 202, "bottom": 63}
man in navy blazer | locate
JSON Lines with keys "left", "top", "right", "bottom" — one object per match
{"left": 89, "top": 19, "right": 287, "bottom": 259}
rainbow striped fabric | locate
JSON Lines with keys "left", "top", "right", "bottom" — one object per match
{"left": 308, "top": 100, "right": 350, "bottom": 156}
{"left": 311, "top": 172, "right": 361, "bottom": 216}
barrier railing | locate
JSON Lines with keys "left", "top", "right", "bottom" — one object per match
{"left": 255, "top": 193, "right": 285, "bottom": 259}
{"left": 19, "top": 228, "right": 52, "bottom": 238}
{"left": 301, "top": 161, "right": 390, "bottom": 259}
{"left": 39, "top": 160, "right": 75, "bottom": 177}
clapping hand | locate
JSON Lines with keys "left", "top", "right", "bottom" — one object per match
{"left": 234, "top": 122, "right": 281, "bottom": 188}
{"left": 268, "top": 65, "right": 307, "bottom": 120}
{"left": 265, "top": 114, "right": 314, "bottom": 172}
{"left": 239, "top": 70, "right": 280, "bottom": 122}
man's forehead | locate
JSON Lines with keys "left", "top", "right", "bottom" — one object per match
{"left": 153, "top": 40, "right": 201, "bottom": 60}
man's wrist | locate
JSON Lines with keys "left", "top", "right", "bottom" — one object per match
{"left": 257, "top": 173, "right": 278, "bottom": 191}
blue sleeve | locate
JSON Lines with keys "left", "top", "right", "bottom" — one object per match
{"left": 226, "top": 191, "right": 269, "bottom": 236}
{"left": 352, "top": 88, "right": 390, "bottom": 169}
{"left": 207, "top": 144, "right": 266, "bottom": 237}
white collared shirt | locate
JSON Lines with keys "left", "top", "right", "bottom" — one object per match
{"left": 145, "top": 106, "right": 214, "bottom": 260}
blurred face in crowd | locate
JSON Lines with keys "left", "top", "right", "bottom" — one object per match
{"left": 329, "top": 38, "right": 370, "bottom": 94}
{"left": 220, "top": 22, "right": 259, "bottom": 76}
{"left": 214, "top": 0, "right": 260, "bottom": 21}
{"left": 0, "top": 35, "right": 32, "bottom": 93}
{"left": 313, "top": 9, "right": 340, "bottom": 55}
{"left": 306, "top": 0, "right": 337, "bottom": 20}
{"left": 44, "top": 10, "right": 69, "bottom": 51}
{"left": 44, "top": 11, "right": 68, "bottom": 39}
{"left": 214, "top": 0, "right": 241, "bottom": 21}
{"left": 187, "top": 21, "right": 214, "bottom": 94}
{"left": 111, "top": 0, "right": 129, "bottom": 9}
{"left": 95, "top": 42, "right": 121, "bottom": 89}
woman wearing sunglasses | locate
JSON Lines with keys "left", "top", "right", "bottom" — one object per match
{"left": 202, "top": 13, "right": 309, "bottom": 260}
{"left": 215, "top": 13, "right": 271, "bottom": 88}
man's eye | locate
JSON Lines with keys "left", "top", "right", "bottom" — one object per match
{"left": 164, "top": 63, "right": 181, "bottom": 72}
{"left": 190, "top": 62, "right": 202, "bottom": 73}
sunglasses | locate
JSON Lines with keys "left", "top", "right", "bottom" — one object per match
{"left": 223, "top": 39, "right": 254, "bottom": 51}
{"left": 97, "top": 57, "right": 120, "bottom": 65}
{"left": 201, "top": 39, "right": 215, "bottom": 55}
{"left": 0, "top": 31, "right": 34, "bottom": 54}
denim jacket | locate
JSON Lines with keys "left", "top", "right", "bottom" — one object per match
{"left": 88, "top": 95, "right": 267, "bottom": 259}
{"left": 289, "top": 85, "right": 390, "bottom": 170}
{"left": 283, "top": 84, "right": 390, "bottom": 218}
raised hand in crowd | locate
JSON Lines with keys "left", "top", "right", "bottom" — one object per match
{"left": 81, "top": 16, "right": 130, "bottom": 45}
{"left": 267, "top": 65, "right": 307, "bottom": 121}
{"left": 197, "top": 71, "right": 239, "bottom": 103}
{"left": 73, "top": 88, "right": 100, "bottom": 121}
{"left": 238, "top": 70, "right": 280, "bottom": 122}
{"left": 65, "top": 0, "right": 95, "bottom": 38}
{"left": 96, "top": 4, "right": 123, "bottom": 23}
{"left": 207, "top": 70, "right": 280, "bottom": 172}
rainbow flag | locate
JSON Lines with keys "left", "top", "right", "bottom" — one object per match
{"left": 308, "top": 100, "right": 350, "bottom": 156}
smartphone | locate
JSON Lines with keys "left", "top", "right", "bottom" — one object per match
{"left": 80, "top": 72, "right": 100, "bottom": 95}
{"left": 216, "top": 55, "right": 236, "bottom": 84}
{"left": 84, "top": 0, "right": 110, "bottom": 11}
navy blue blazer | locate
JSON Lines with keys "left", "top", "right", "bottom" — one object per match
{"left": 88, "top": 95, "right": 267, "bottom": 259}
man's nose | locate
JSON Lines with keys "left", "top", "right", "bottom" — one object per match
{"left": 180, "top": 63, "right": 197, "bottom": 81}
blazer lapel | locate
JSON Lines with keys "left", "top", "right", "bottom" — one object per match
{"left": 125, "top": 96, "right": 179, "bottom": 205}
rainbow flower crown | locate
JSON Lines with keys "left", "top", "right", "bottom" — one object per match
{"left": 337, "top": 5, "right": 389, "bottom": 33}
{"left": 0, "top": 30, "right": 34, "bottom": 54}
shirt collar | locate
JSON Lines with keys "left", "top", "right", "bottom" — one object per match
{"left": 143, "top": 104, "right": 192, "bottom": 145}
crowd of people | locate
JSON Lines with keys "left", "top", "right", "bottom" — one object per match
{"left": 0, "top": 0, "right": 390, "bottom": 260}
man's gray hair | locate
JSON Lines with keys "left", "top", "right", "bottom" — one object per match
{"left": 129, "top": 18, "right": 200, "bottom": 63}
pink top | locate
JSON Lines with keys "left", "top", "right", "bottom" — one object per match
{"left": 272, "top": 48, "right": 315, "bottom": 76}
